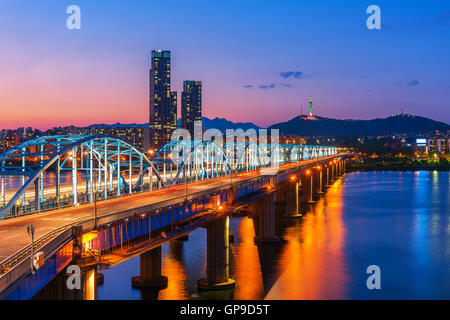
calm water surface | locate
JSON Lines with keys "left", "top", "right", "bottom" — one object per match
{"left": 95, "top": 171, "right": 450, "bottom": 300}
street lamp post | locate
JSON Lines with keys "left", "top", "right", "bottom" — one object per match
{"left": 184, "top": 164, "right": 188, "bottom": 203}
{"left": 93, "top": 167, "right": 98, "bottom": 229}
{"left": 27, "top": 224, "right": 35, "bottom": 275}
{"left": 94, "top": 188, "right": 98, "bottom": 229}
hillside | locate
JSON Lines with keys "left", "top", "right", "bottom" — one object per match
{"left": 269, "top": 114, "right": 450, "bottom": 137}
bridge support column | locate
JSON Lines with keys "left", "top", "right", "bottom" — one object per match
{"left": 285, "top": 181, "right": 301, "bottom": 218}
{"left": 313, "top": 169, "right": 323, "bottom": 201}
{"left": 330, "top": 163, "right": 336, "bottom": 183}
{"left": 132, "top": 246, "right": 168, "bottom": 289}
{"left": 274, "top": 187, "right": 286, "bottom": 206}
{"left": 340, "top": 160, "right": 345, "bottom": 175}
{"left": 254, "top": 192, "right": 280, "bottom": 243}
{"left": 301, "top": 171, "right": 314, "bottom": 204}
{"left": 198, "top": 216, "right": 235, "bottom": 290}
{"left": 322, "top": 166, "right": 330, "bottom": 189}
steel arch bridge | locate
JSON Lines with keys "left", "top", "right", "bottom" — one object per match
{"left": 146, "top": 140, "right": 336, "bottom": 186}
{"left": 0, "top": 135, "right": 165, "bottom": 217}
{"left": 0, "top": 135, "right": 337, "bottom": 218}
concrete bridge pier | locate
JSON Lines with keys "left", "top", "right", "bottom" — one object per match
{"left": 340, "top": 159, "right": 346, "bottom": 175}
{"left": 337, "top": 160, "right": 343, "bottom": 176}
{"left": 301, "top": 170, "right": 314, "bottom": 204}
{"left": 132, "top": 246, "right": 168, "bottom": 289}
{"left": 322, "top": 165, "right": 330, "bottom": 189}
{"left": 313, "top": 168, "right": 324, "bottom": 201}
{"left": 198, "top": 216, "right": 236, "bottom": 290}
{"left": 274, "top": 186, "right": 286, "bottom": 205}
{"left": 253, "top": 192, "right": 280, "bottom": 243}
{"left": 330, "top": 163, "right": 337, "bottom": 183}
{"left": 285, "top": 181, "right": 301, "bottom": 218}
{"left": 34, "top": 265, "right": 98, "bottom": 300}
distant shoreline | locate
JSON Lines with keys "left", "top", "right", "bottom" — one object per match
{"left": 348, "top": 156, "right": 450, "bottom": 172}
{"left": 348, "top": 168, "right": 450, "bottom": 172}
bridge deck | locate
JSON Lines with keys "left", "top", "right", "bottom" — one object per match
{"left": 0, "top": 156, "right": 339, "bottom": 263}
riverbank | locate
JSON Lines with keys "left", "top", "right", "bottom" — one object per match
{"left": 349, "top": 156, "right": 450, "bottom": 171}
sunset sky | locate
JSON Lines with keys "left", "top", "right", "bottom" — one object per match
{"left": 0, "top": 0, "right": 449, "bottom": 129}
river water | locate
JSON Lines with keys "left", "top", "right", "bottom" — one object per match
{"left": 93, "top": 171, "right": 449, "bottom": 300}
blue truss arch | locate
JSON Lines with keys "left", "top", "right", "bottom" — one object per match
{"left": 0, "top": 135, "right": 165, "bottom": 217}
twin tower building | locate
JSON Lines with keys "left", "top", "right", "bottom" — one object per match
{"left": 149, "top": 50, "right": 202, "bottom": 150}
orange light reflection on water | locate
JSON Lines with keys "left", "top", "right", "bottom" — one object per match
{"left": 158, "top": 241, "right": 189, "bottom": 300}
{"left": 231, "top": 217, "right": 265, "bottom": 300}
{"left": 266, "top": 179, "right": 348, "bottom": 300}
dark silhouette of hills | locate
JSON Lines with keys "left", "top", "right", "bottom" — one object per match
{"left": 87, "top": 114, "right": 448, "bottom": 137}
{"left": 201, "top": 117, "right": 259, "bottom": 131}
{"left": 268, "top": 114, "right": 450, "bottom": 137}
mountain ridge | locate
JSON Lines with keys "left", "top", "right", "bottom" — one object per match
{"left": 268, "top": 114, "right": 450, "bottom": 137}
{"left": 86, "top": 114, "right": 449, "bottom": 137}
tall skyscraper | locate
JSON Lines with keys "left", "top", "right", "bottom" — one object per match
{"left": 149, "top": 50, "right": 177, "bottom": 150}
{"left": 181, "top": 80, "right": 202, "bottom": 140}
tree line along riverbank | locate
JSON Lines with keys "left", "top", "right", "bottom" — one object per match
{"left": 349, "top": 155, "right": 450, "bottom": 172}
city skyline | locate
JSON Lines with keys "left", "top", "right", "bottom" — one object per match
{"left": 0, "top": 1, "right": 449, "bottom": 130}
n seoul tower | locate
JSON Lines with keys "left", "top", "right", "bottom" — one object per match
{"left": 307, "top": 92, "right": 316, "bottom": 120}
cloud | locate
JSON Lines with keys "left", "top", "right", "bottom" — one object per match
{"left": 280, "top": 71, "right": 294, "bottom": 79}
{"left": 280, "top": 71, "right": 310, "bottom": 79}
{"left": 259, "top": 84, "right": 276, "bottom": 90}
{"left": 406, "top": 80, "right": 419, "bottom": 86}
{"left": 394, "top": 80, "right": 420, "bottom": 87}
{"left": 361, "top": 75, "right": 368, "bottom": 79}
{"left": 244, "top": 83, "right": 293, "bottom": 90}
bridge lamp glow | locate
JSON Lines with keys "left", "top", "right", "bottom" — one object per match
{"left": 290, "top": 175, "right": 296, "bottom": 181}
{"left": 306, "top": 170, "right": 311, "bottom": 175}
